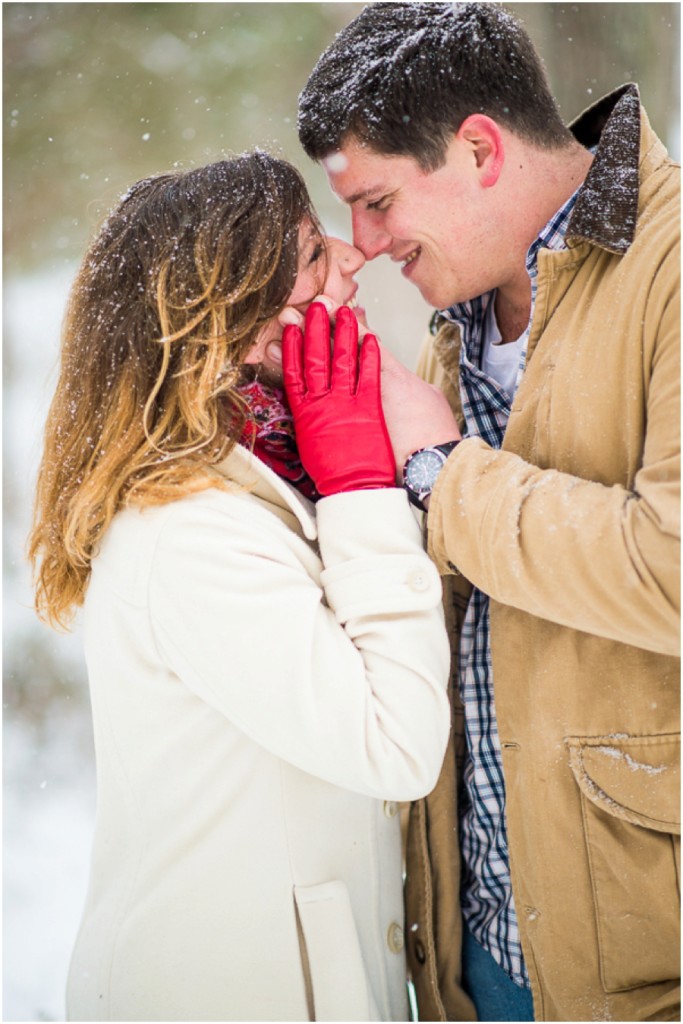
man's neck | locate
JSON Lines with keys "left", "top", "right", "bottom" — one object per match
{"left": 494, "top": 288, "right": 531, "bottom": 344}
{"left": 493, "top": 139, "right": 594, "bottom": 343}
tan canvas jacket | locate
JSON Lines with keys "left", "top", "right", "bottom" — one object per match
{"left": 405, "top": 85, "right": 680, "bottom": 1022}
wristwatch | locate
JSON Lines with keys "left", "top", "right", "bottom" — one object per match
{"left": 403, "top": 441, "right": 460, "bottom": 511}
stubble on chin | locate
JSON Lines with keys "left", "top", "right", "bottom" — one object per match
{"left": 413, "top": 278, "right": 450, "bottom": 312}
{"left": 403, "top": 260, "right": 451, "bottom": 311}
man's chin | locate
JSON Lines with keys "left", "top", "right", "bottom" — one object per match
{"left": 411, "top": 278, "right": 451, "bottom": 311}
{"left": 410, "top": 275, "right": 470, "bottom": 311}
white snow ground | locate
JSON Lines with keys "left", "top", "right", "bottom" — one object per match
{"left": 4, "top": 711, "right": 95, "bottom": 1022}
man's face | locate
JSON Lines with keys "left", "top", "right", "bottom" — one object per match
{"left": 324, "top": 135, "right": 501, "bottom": 310}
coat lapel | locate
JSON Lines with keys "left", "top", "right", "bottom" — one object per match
{"left": 212, "top": 445, "right": 318, "bottom": 542}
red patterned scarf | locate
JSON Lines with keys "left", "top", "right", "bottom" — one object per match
{"left": 238, "top": 380, "right": 319, "bottom": 502}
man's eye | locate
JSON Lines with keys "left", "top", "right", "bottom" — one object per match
{"left": 367, "top": 197, "right": 389, "bottom": 212}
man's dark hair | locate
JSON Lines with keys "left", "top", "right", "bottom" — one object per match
{"left": 298, "top": 2, "right": 572, "bottom": 170}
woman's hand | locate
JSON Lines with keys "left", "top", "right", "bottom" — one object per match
{"left": 279, "top": 296, "right": 460, "bottom": 480}
{"left": 281, "top": 303, "right": 396, "bottom": 496}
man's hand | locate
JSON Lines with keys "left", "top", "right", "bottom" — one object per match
{"left": 380, "top": 345, "right": 461, "bottom": 478}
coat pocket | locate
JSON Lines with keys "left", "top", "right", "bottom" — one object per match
{"left": 566, "top": 732, "right": 680, "bottom": 993}
{"left": 293, "top": 881, "right": 379, "bottom": 1022}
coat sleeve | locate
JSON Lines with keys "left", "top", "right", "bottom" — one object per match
{"left": 426, "top": 272, "right": 680, "bottom": 657}
{"left": 148, "top": 488, "right": 451, "bottom": 801}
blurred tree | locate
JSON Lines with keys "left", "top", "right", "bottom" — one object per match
{"left": 509, "top": 2, "right": 680, "bottom": 141}
{"left": 3, "top": 3, "right": 369, "bottom": 272}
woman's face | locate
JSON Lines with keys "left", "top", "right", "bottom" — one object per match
{"left": 245, "top": 220, "right": 365, "bottom": 383}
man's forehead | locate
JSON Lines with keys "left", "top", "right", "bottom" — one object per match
{"left": 322, "top": 147, "right": 394, "bottom": 204}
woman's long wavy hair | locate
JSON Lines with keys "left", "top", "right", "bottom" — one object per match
{"left": 29, "top": 152, "right": 320, "bottom": 629}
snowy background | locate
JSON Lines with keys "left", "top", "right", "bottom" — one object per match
{"left": 3, "top": 4, "right": 680, "bottom": 1021}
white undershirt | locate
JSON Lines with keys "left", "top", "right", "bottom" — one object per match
{"left": 480, "top": 299, "right": 524, "bottom": 398}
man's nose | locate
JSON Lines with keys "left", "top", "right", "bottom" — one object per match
{"left": 351, "top": 208, "right": 392, "bottom": 261}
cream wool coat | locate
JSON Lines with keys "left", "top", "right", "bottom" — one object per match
{"left": 66, "top": 445, "right": 451, "bottom": 1022}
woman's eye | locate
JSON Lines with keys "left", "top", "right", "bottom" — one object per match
{"left": 308, "top": 243, "right": 324, "bottom": 265}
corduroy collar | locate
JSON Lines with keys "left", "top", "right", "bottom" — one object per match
{"left": 566, "top": 83, "right": 642, "bottom": 255}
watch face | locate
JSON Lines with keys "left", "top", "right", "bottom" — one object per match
{"left": 405, "top": 449, "right": 444, "bottom": 492}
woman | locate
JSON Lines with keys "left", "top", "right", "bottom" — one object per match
{"left": 29, "top": 153, "right": 450, "bottom": 1022}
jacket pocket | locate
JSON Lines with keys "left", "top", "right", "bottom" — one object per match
{"left": 293, "top": 881, "right": 379, "bottom": 1022}
{"left": 566, "top": 732, "right": 680, "bottom": 993}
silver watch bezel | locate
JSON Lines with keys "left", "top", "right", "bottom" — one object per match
{"left": 403, "top": 441, "right": 459, "bottom": 510}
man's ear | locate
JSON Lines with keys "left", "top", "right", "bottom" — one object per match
{"left": 457, "top": 114, "right": 504, "bottom": 188}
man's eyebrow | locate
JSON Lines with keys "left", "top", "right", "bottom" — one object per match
{"left": 342, "top": 186, "right": 387, "bottom": 205}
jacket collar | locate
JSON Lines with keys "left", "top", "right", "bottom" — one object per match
{"left": 566, "top": 83, "right": 641, "bottom": 254}
{"left": 212, "top": 444, "right": 318, "bottom": 541}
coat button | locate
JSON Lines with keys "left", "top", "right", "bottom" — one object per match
{"left": 383, "top": 800, "right": 398, "bottom": 818}
{"left": 387, "top": 922, "right": 405, "bottom": 953}
{"left": 414, "top": 938, "right": 426, "bottom": 964}
{"left": 408, "top": 570, "right": 430, "bottom": 592}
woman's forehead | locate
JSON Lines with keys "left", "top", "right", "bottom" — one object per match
{"left": 299, "top": 217, "right": 320, "bottom": 241}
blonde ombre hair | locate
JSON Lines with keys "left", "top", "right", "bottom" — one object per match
{"left": 29, "top": 152, "right": 320, "bottom": 628}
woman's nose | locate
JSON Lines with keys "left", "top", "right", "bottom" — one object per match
{"left": 328, "top": 237, "right": 365, "bottom": 275}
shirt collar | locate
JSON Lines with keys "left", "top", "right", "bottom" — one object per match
{"left": 525, "top": 184, "right": 581, "bottom": 276}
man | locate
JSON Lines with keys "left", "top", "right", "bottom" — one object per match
{"left": 295, "top": 3, "right": 680, "bottom": 1022}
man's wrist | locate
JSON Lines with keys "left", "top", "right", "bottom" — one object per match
{"left": 403, "top": 440, "right": 460, "bottom": 511}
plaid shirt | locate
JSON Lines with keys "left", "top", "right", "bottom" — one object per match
{"left": 439, "top": 187, "right": 582, "bottom": 987}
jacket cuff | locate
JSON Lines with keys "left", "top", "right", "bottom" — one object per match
{"left": 427, "top": 437, "right": 491, "bottom": 574}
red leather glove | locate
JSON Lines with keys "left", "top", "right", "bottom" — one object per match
{"left": 282, "top": 303, "right": 396, "bottom": 495}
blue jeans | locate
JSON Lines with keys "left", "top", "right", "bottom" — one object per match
{"left": 461, "top": 925, "right": 535, "bottom": 1021}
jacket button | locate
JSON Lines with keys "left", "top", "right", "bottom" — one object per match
{"left": 408, "top": 570, "right": 430, "bottom": 592}
{"left": 414, "top": 938, "right": 426, "bottom": 964}
{"left": 387, "top": 922, "right": 405, "bottom": 953}
{"left": 383, "top": 800, "right": 398, "bottom": 818}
